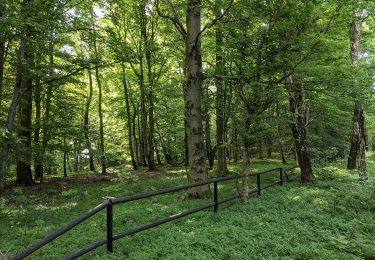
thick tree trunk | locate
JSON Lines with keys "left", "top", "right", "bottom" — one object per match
{"left": 215, "top": 0, "right": 227, "bottom": 177}
{"left": 122, "top": 64, "right": 137, "bottom": 170}
{"left": 285, "top": 75, "right": 313, "bottom": 182}
{"left": 16, "top": 67, "right": 34, "bottom": 185}
{"left": 84, "top": 69, "right": 96, "bottom": 172}
{"left": 347, "top": 103, "right": 360, "bottom": 169}
{"left": 16, "top": 8, "right": 34, "bottom": 185}
{"left": 347, "top": 9, "right": 367, "bottom": 179}
{"left": 185, "top": 0, "right": 209, "bottom": 198}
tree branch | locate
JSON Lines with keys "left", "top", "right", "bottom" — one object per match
{"left": 194, "top": 0, "right": 234, "bottom": 47}
{"left": 155, "top": 0, "right": 187, "bottom": 40}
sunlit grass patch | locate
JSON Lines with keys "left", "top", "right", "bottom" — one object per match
{"left": 1, "top": 160, "right": 375, "bottom": 259}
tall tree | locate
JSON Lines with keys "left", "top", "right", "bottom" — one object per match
{"left": 215, "top": 0, "right": 228, "bottom": 176}
{"left": 15, "top": 0, "right": 34, "bottom": 185}
{"left": 83, "top": 68, "right": 96, "bottom": 172}
{"left": 121, "top": 63, "right": 137, "bottom": 169}
{"left": 91, "top": 7, "right": 107, "bottom": 174}
{"left": 347, "top": 8, "right": 367, "bottom": 179}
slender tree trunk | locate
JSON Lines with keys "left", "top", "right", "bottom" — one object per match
{"left": 257, "top": 139, "right": 264, "bottom": 159}
{"left": 131, "top": 97, "right": 140, "bottom": 166}
{"left": 63, "top": 137, "right": 67, "bottom": 177}
{"left": 0, "top": 41, "right": 25, "bottom": 192}
{"left": 267, "top": 138, "right": 272, "bottom": 158}
{"left": 285, "top": 75, "right": 313, "bottom": 182}
{"left": 121, "top": 63, "right": 137, "bottom": 170}
{"left": 347, "top": 9, "right": 367, "bottom": 179}
{"left": 215, "top": 0, "right": 227, "bottom": 177}
{"left": 0, "top": 1, "right": 5, "bottom": 111}
{"left": 242, "top": 138, "right": 251, "bottom": 202}
{"left": 276, "top": 102, "right": 287, "bottom": 164}
{"left": 91, "top": 11, "right": 107, "bottom": 174}
{"left": 185, "top": 0, "right": 209, "bottom": 198}
{"left": 34, "top": 81, "right": 43, "bottom": 182}
{"left": 84, "top": 69, "right": 96, "bottom": 172}
{"left": 140, "top": 7, "right": 156, "bottom": 171}
{"left": 204, "top": 90, "right": 214, "bottom": 170}
{"left": 38, "top": 49, "right": 54, "bottom": 181}
{"left": 138, "top": 57, "right": 149, "bottom": 167}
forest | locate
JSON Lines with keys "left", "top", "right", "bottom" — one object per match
{"left": 1, "top": 0, "right": 375, "bottom": 259}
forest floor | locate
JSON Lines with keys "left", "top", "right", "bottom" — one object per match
{"left": 1, "top": 158, "right": 375, "bottom": 259}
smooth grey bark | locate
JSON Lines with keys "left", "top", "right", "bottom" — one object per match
{"left": 185, "top": 0, "right": 209, "bottom": 198}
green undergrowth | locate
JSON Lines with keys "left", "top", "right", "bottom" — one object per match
{"left": 1, "top": 160, "right": 374, "bottom": 259}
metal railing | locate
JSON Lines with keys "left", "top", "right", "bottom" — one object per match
{"left": 12, "top": 166, "right": 299, "bottom": 260}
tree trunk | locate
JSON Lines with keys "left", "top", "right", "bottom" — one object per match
{"left": 257, "top": 139, "right": 264, "bottom": 159}
{"left": 242, "top": 138, "right": 251, "bottom": 202}
{"left": 37, "top": 49, "right": 54, "bottom": 181}
{"left": 285, "top": 75, "right": 313, "bottom": 182}
{"left": 204, "top": 92, "right": 214, "bottom": 170}
{"left": 34, "top": 81, "right": 43, "bottom": 181}
{"left": 276, "top": 102, "right": 287, "bottom": 164}
{"left": 0, "top": 1, "right": 5, "bottom": 111}
{"left": 347, "top": 9, "right": 367, "bottom": 179}
{"left": 185, "top": 0, "right": 209, "bottom": 198}
{"left": 16, "top": 65, "right": 33, "bottom": 185}
{"left": 92, "top": 10, "right": 107, "bottom": 174}
{"left": 16, "top": 6, "right": 34, "bottom": 185}
{"left": 0, "top": 41, "right": 25, "bottom": 192}
{"left": 63, "top": 137, "right": 68, "bottom": 177}
{"left": 138, "top": 57, "right": 149, "bottom": 167}
{"left": 131, "top": 97, "right": 140, "bottom": 166}
{"left": 122, "top": 63, "right": 137, "bottom": 170}
{"left": 140, "top": 6, "right": 156, "bottom": 171}
{"left": 215, "top": 0, "right": 227, "bottom": 177}
{"left": 84, "top": 69, "right": 96, "bottom": 172}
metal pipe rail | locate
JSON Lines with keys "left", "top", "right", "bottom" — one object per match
{"left": 12, "top": 165, "right": 299, "bottom": 260}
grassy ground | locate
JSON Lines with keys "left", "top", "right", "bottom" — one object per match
{"left": 1, "top": 159, "right": 374, "bottom": 259}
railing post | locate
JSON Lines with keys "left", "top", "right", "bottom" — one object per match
{"left": 213, "top": 181, "right": 218, "bottom": 213}
{"left": 107, "top": 199, "right": 113, "bottom": 253}
{"left": 256, "top": 174, "right": 261, "bottom": 195}
{"left": 279, "top": 168, "right": 283, "bottom": 185}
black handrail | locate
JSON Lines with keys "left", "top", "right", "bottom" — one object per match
{"left": 12, "top": 165, "right": 300, "bottom": 260}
